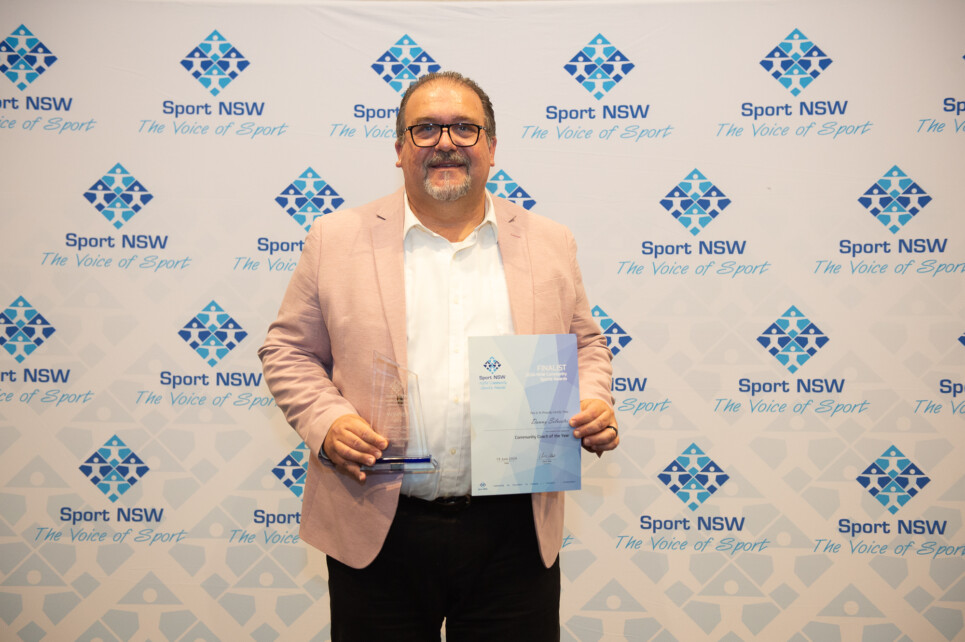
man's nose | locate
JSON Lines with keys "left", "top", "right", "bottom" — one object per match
{"left": 437, "top": 132, "right": 457, "bottom": 151}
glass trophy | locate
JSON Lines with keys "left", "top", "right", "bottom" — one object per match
{"left": 364, "top": 352, "right": 438, "bottom": 474}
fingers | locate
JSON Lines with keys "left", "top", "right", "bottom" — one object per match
{"left": 338, "top": 460, "right": 366, "bottom": 484}
{"left": 567, "top": 401, "right": 599, "bottom": 432}
{"left": 570, "top": 399, "right": 613, "bottom": 437}
{"left": 323, "top": 414, "right": 389, "bottom": 482}
{"left": 582, "top": 425, "right": 619, "bottom": 454}
{"left": 570, "top": 399, "right": 619, "bottom": 454}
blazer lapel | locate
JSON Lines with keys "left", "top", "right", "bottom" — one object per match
{"left": 370, "top": 190, "right": 408, "bottom": 367}
{"left": 495, "top": 202, "right": 534, "bottom": 335}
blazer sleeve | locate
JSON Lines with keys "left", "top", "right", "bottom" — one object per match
{"left": 258, "top": 220, "right": 358, "bottom": 458}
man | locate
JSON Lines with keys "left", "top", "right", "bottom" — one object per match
{"left": 259, "top": 71, "right": 618, "bottom": 641}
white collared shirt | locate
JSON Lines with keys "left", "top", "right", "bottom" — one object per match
{"left": 401, "top": 192, "right": 514, "bottom": 499}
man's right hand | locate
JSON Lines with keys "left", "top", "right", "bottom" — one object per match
{"left": 322, "top": 414, "right": 390, "bottom": 483}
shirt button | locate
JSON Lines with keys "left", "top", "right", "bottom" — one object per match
{"left": 453, "top": 397, "right": 459, "bottom": 404}
{"left": 450, "top": 448, "right": 457, "bottom": 455}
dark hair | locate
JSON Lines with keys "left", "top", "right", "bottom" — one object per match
{"left": 395, "top": 71, "right": 496, "bottom": 144}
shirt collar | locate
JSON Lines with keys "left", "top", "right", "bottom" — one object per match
{"left": 403, "top": 191, "right": 497, "bottom": 241}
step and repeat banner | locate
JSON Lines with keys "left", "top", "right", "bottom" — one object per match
{"left": 1, "top": 0, "right": 963, "bottom": 639}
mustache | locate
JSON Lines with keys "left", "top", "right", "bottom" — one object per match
{"left": 424, "top": 151, "right": 469, "bottom": 168}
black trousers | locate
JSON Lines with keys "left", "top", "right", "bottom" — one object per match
{"left": 326, "top": 493, "right": 561, "bottom": 642}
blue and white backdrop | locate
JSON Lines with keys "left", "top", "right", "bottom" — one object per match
{"left": 1, "top": 1, "right": 963, "bottom": 639}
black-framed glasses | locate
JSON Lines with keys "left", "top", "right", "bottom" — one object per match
{"left": 404, "top": 123, "right": 487, "bottom": 147}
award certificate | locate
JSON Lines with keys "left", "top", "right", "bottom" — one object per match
{"left": 468, "top": 334, "right": 581, "bottom": 495}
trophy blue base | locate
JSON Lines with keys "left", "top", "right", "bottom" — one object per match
{"left": 362, "top": 456, "right": 439, "bottom": 474}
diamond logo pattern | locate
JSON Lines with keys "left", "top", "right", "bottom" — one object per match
{"left": 959, "top": 331, "right": 965, "bottom": 348}
{"left": 83, "top": 163, "right": 154, "bottom": 229}
{"left": 275, "top": 168, "right": 345, "bottom": 232}
{"left": 180, "top": 30, "right": 249, "bottom": 96}
{"left": 0, "top": 25, "right": 57, "bottom": 91}
{"left": 660, "top": 169, "right": 732, "bottom": 236}
{"left": 487, "top": 170, "right": 536, "bottom": 210}
{"left": 592, "top": 305, "right": 632, "bottom": 357}
{"left": 857, "top": 446, "right": 930, "bottom": 515}
{"left": 659, "top": 443, "right": 730, "bottom": 511}
{"left": 371, "top": 35, "right": 441, "bottom": 93}
{"left": 272, "top": 443, "right": 309, "bottom": 498}
{"left": 79, "top": 435, "right": 150, "bottom": 503}
{"left": 760, "top": 29, "right": 832, "bottom": 96}
{"left": 0, "top": 296, "right": 55, "bottom": 363}
{"left": 483, "top": 357, "right": 501, "bottom": 373}
{"left": 858, "top": 165, "right": 932, "bottom": 234}
{"left": 565, "top": 34, "right": 634, "bottom": 100}
{"left": 178, "top": 301, "right": 248, "bottom": 367}
{"left": 757, "top": 305, "right": 829, "bottom": 374}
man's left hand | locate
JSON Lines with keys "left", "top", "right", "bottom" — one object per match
{"left": 570, "top": 398, "right": 619, "bottom": 455}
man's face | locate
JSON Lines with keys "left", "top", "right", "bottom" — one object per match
{"left": 395, "top": 81, "right": 496, "bottom": 203}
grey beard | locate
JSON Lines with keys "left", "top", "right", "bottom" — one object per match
{"left": 423, "top": 151, "right": 472, "bottom": 201}
{"left": 424, "top": 173, "right": 472, "bottom": 201}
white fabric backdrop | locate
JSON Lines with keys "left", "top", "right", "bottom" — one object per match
{"left": 1, "top": 1, "right": 963, "bottom": 639}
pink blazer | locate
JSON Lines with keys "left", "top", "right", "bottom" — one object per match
{"left": 259, "top": 188, "right": 613, "bottom": 569}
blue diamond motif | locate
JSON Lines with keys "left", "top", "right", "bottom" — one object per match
{"left": 0, "top": 25, "right": 57, "bottom": 91}
{"left": 179, "top": 301, "right": 248, "bottom": 367}
{"left": 658, "top": 443, "right": 729, "bottom": 511}
{"left": 371, "top": 35, "right": 441, "bottom": 93}
{"left": 483, "top": 357, "right": 501, "bottom": 373}
{"left": 857, "top": 446, "right": 930, "bottom": 515}
{"left": 487, "top": 170, "right": 536, "bottom": 210}
{"left": 857, "top": 165, "right": 932, "bottom": 234}
{"left": 180, "top": 30, "right": 250, "bottom": 96}
{"left": 83, "top": 163, "right": 154, "bottom": 229}
{"left": 275, "top": 168, "right": 345, "bottom": 232}
{"left": 592, "top": 305, "right": 632, "bottom": 357}
{"left": 79, "top": 435, "right": 150, "bottom": 503}
{"left": 564, "top": 34, "right": 634, "bottom": 100}
{"left": 273, "top": 443, "right": 309, "bottom": 498}
{"left": 757, "top": 306, "right": 828, "bottom": 374}
{"left": 592, "top": 306, "right": 633, "bottom": 357}
{"left": 760, "top": 29, "right": 832, "bottom": 96}
{"left": 0, "top": 296, "right": 55, "bottom": 363}
{"left": 659, "top": 169, "right": 732, "bottom": 236}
